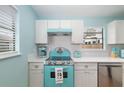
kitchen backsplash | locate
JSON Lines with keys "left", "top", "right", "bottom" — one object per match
{"left": 47, "top": 36, "right": 112, "bottom": 57}
{"left": 32, "top": 35, "right": 124, "bottom": 58}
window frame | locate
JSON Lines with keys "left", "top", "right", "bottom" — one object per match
{"left": 0, "top": 5, "right": 21, "bottom": 60}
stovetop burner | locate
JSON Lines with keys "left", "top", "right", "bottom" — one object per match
{"left": 45, "top": 57, "right": 73, "bottom": 66}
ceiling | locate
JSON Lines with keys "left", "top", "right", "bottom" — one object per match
{"left": 32, "top": 5, "right": 124, "bottom": 18}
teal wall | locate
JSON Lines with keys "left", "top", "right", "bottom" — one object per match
{"left": 0, "top": 5, "right": 38, "bottom": 87}
{"left": 0, "top": 5, "right": 124, "bottom": 87}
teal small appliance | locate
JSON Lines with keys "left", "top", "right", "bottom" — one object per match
{"left": 120, "top": 49, "right": 124, "bottom": 58}
{"left": 73, "top": 51, "right": 81, "bottom": 58}
{"left": 111, "top": 48, "right": 120, "bottom": 57}
{"left": 44, "top": 47, "right": 74, "bottom": 87}
{"left": 38, "top": 46, "right": 47, "bottom": 58}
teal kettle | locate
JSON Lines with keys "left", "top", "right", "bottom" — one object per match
{"left": 73, "top": 51, "right": 81, "bottom": 58}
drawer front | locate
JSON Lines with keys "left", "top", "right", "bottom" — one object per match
{"left": 29, "top": 63, "right": 43, "bottom": 70}
{"left": 75, "top": 63, "right": 97, "bottom": 70}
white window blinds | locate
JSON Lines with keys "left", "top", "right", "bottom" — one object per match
{"left": 0, "top": 5, "right": 17, "bottom": 53}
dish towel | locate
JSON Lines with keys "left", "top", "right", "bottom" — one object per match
{"left": 55, "top": 68, "right": 63, "bottom": 84}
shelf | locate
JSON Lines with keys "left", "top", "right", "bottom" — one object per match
{"left": 84, "top": 32, "right": 102, "bottom": 34}
{"left": 83, "top": 38, "right": 102, "bottom": 39}
{"left": 81, "top": 44, "right": 103, "bottom": 49}
{"left": 82, "top": 29, "right": 103, "bottom": 49}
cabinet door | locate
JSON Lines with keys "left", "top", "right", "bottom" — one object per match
{"left": 29, "top": 69, "right": 43, "bottom": 87}
{"left": 75, "top": 70, "right": 84, "bottom": 87}
{"left": 116, "top": 21, "right": 124, "bottom": 44}
{"left": 83, "top": 70, "right": 97, "bottom": 87}
{"left": 60, "top": 20, "right": 71, "bottom": 29}
{"left": 75, "top": 70, "right": 97, "bottom": 87}
{"left": 36, "top": 20, "right": 48, "bottom": 44}
{"left": 107, "top": 20, "right": 124, "bottom": 44}
{"left": 123, "top": 72, "right": 124, "bottom": 87}
{"left": 107, "top": 21, "right": 116, "bottom": 44}
{"left": 28, "top": 63, "right": 44, "bottom": 87}
{"left": 72, "top": 20, "right": 84, "bottom": 44}
{"left": 122, "top": 64, "right": 124, "bottom": 87}
{"left": 48, "top": 20, "right": 60, "bottom": 29}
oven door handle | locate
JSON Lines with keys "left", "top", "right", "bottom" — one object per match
{"left": 51, "top": 67, "right": 68, "bottom": 70}
{"left": 98, "top": 63, "right": 122, "bottom": 67}
{"left": 99, "top": 65, "right": 121, "bottom": 67}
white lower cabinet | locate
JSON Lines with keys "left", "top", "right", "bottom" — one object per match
{"left": 28, "top": 63, "right": 44, "bottom": 87}
{"left": 122, "top": 64, "right": 124, "bottom": 87}
{"left": 74, "top": 63, "right": 97, "bottom": 87}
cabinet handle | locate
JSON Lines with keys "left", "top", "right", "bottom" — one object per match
{"left": 75, "top": 69, "right": 84, "bottom": 71}
{"left": 84, "top": 65, "right": 88, "bottom": 68}
{"left": 34, "top": 65, "right": 39, "bottom": 68}
{"left": 84, "top": 72, "right": 90, "bottom": 74}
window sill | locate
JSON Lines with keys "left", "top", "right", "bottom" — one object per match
{"left": 0, "top": 51, "right": 21, "bottom": 60}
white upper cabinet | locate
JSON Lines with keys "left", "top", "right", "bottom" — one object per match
{"left": 72, "top": 20, "right": 84, "bottom": 44}
{"left": 47, "top": 20, "right": 71, "bottom": 29}
{"left": 60, "top": 20, "right": 72, "bottom": 29}
{"left": 35, "top": 20, "right": 84, "bottom": 44}
{"left": 107, "top": 20, "right": 124, "bottom": 44}
{"left": 35, "top": 20, "right": 48, "bottom": 44}
{"left": 47, "top": 20, "right": 60, "bottom": 29}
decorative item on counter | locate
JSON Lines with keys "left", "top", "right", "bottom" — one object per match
{"left": 116, "top": 48, "right": 120, "bottom": 57}
{"left": 73, "top": 51, "right": 81, "bottom": 58}
{"left": 38, "top": 46, "right": 47, "bottom": 58}
{"left": 120, "top": 49, "right": 124, "bottom": 58}
{"left": 111, "top": 48, "right": 120, "bottom": 58}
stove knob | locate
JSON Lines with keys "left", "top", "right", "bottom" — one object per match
{"left": 48, "top": 61, "right": 51, "bottom": 64}
{"left": 63, "top": 61, "right": 65, "bottom": 65}
{"left": 62, "top": 62, "right": 64, "bottom": 65}
{"left": 51, "top": 61, "right": 54, "bottom": 65}
{"left": 67, "top": 61, "right": 70, "bottom": 64}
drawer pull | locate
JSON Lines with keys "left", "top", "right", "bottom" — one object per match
{"left": 84, "top": 65, "right": 88, "bottom": 68}
{"left": 84, "top": 72, "right": 90, "bottom": 74}
{"left": 34, "top": 65, "right": 39, "bottom": 68}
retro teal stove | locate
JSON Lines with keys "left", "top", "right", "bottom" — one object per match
{"left": 44, "top": 47, "right": 74, "bottom": 87}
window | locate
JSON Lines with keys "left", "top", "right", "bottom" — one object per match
{"left": 0, "top": 5, "right": 19, "bottom": 59}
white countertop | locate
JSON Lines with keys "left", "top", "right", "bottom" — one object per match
{"left": 28, "top": 56, "right": 124, "bottom": 63}
{"left": 72, "top": 57, "right": 124, "bottom": 63}
{"left": 28, "top": 56, "right": 47, "bottom": 63}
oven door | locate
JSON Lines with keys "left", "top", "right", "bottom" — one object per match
{"left": 44, "top": 65, "right": 74, "bottom": 87}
